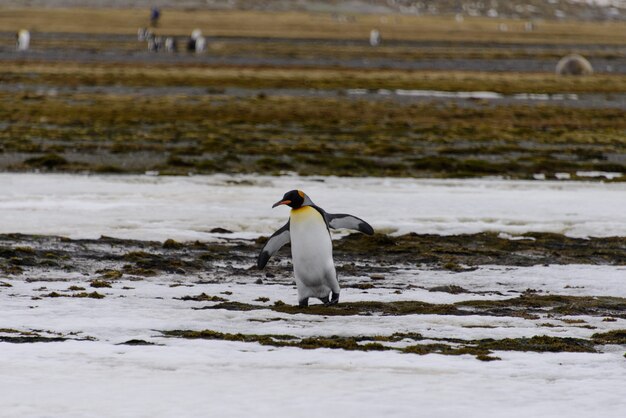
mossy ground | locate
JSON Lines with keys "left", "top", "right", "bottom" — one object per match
{"left": 1, "top": 233, "right": 624, "bottom": 356}
{"left": 0, "top": 327, "right": 93, "bottom": 343}
{"left": 161, "top": 328, "right": 599, "bottom": 361}
{"left": 197, "top": 295, "right": 626, "bottom": 320}
{"left": 1, "top": 232, "right": 623, "bottom": 278}
{"left": 1, "top": 89, "right": 624, "bottom": 179}
{"left": 1, "top": 7, "right": 625, "bottom": 180}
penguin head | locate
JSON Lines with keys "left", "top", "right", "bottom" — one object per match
{"left": 272, "top": 190, "right": 307, "bottom": 209}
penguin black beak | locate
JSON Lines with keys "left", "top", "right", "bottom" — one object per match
{"left": 272, "top": 200, "right": 291, "bottom": 208}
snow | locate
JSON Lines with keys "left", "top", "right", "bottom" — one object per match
{"left": 1, "top": 173, "right": 625, "bottom": 241}
{"left": 2, "top": 342, "right": 625, "bottom": 418}
{"left": 348, "top": 88, "right": 584, "bottom": 103}
{"left": 1, "top": 173, "right": 625, "bottom": 417}
{"left": 576, "top": 170, "right": 623, "bottom": 180}
{"left": 1, "top": 264, "right": 626, "bottom": 417}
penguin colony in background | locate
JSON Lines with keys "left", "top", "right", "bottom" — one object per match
{"left": 138, "top": 28, "right": 204, "bottom": 53}
{"left": 258, "top": 190, "right": 374, "bottom": 307}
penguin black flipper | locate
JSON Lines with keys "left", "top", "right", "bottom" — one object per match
{"left": 257, "top": 221, "right": 291, "bottom": 269}
{"left": 326, "top": 213, "right": 374, "bottom": 235}
{"left": 312, "top": 206, "right": 374, "bottom": 235}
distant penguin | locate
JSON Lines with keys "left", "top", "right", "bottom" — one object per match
{"left": 369, "top": 29, "right": 381, "bottom": 47}
{"left": 147, "top": 34, "right": 163, "bottom": 52}
{"left": 16, "top": 29, "right": 30, "bottom": 51}
{"left": 556, "top": 54, "right": 594, "bottom": 76}
{"left": 191, "top": 29, "right": 202, "bottom": 41}
{"left": 186, "top": 38, "right": 196, "bottom": 52}
{"left": 258, "top": 190, "right": 374, "bottom": 307}
{"left": 164, "top": 37, "right": 177, "bottom": 52}
{"left": 188, "top": 29, "right": 204, "bottom": 53}
{"left": 137, "top": 27, "right": 148, "bottom": 41}
{"left": 195, "top": 36, "right": 206, "bottom": 53}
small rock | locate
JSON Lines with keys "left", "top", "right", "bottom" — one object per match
{"left": 117, "top": 339, "right": 156, "bottom": 346}
{"left": 210, "top": 227, "right": 233, "bottom": 234}
{"left": 369, "top": 273, "right": 385, "bottom": 280}
{"left": 255, "top": 278, "right": 263, "bottom": 285}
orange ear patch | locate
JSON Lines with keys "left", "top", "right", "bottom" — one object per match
{"left": 297, "top": 190, "right": 305, "bottom": 198}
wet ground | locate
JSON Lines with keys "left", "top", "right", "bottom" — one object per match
{"left": 2, "top": 231, "right": 625, "bottom": 352}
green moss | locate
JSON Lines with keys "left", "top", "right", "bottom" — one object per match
{"left": 478, "top": 336, "right": 596, "bottom": 353}
{"left": 42, "top": 290, "right": 105, "bottom": 299}
{"left": 122, "top": 250, "right": 199, "bottom": 274}
{"left": 122, "top": 266, "right": 158, "bottom": 276}
{"left": 591, "top": 330, "right": 626, "bottom": 345}
{"left": 90, "top": 280, "right": 113, "bottom": 288}
{"left": 73, "top": 291, "right": 106, "bottom": 299}
{"left": 458, "top": 295, "right": 626, "bottom": 318}
{"left": 42, "top": 291, "right": 63, "bottom": 298}
{"left": 1, "top": 89, "right": 623, "bottom": 179}
{"left": 1, "top": 265, "right": 23, "bottom": 275}
{"left": 117, "top": 339, "right": 157, "bottom": 346}
{"left": 97, "top": 269, "right": 123, "bottom": 280}
{"left": 163, "top": 328, "right": 603, "bottom": 360}
{"left": 163, "top": 239, "right": 183, "bottom": 250}
{"left": 476, "top": 354, "right": 502, "bottom": 361}
{"left": 0, "top": 335, "right": 67, "bottom": 344}
{"left": 193, "top": 292, "right": 626, "bottom": 320}
{"left": 177, "top": 293, "right": 228, "bottom": 302}
{"left": 272, "top": 300, "right": 461, "bottom": 316}
{"left": 334, "top": 232, "right": 626, "bottom": 266}
{"left": 200, "top": 302, "right": 262, "bottom": 311}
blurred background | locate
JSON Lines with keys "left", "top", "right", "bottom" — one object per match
{"left": 1, "top": 0, "right": 625, "bottom": 181}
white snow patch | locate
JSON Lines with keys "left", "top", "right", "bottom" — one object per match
{"left": 395, "top": 89, "right": 502, "bottom": 99}
{"left": 1, "top": 173, "right": 625, "bottom": 241}
{"left": 576, "top": 170, "right": 622, "bottom": 180}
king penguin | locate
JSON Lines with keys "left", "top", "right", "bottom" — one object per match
{"left": 257, "top": 190, "right": 374, "bottom": 307}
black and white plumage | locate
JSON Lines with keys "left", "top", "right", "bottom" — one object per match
{"left": 257, "top": 190, "right": 374, "bottom": 307}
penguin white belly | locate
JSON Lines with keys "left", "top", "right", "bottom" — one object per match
{"left": 289, "top": 206, "right": 338, "bottom": 299}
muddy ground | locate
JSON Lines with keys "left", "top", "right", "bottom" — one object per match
{"left": 2, "top": 231, "right": 625, "bottom": 276}
{"left": 1, "top": 231, "right": 625, "bottom": 359}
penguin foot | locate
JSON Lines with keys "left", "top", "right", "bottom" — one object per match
{"left": 327, "top": 292, "right": 339, "bottom": 306}
{"left": 298, "top": 298, "right": 309, "bottom": 308}
{"left": 318, "top": 295, "right": 330, "bottom": 304}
